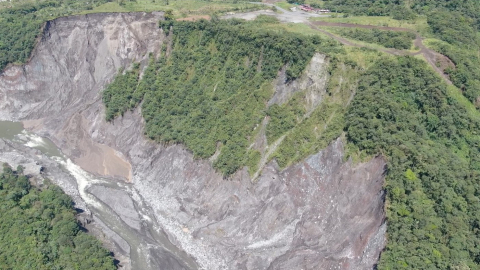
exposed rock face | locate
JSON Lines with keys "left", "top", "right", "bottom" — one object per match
{"left": 1, "top": 12, "right": 164, "bottom": 180}
{"left": 269, "top": 53, "right": 329, "bottom": 113}
{"left": 0, "top": 12, "right": 386, "bottom": 270}
{"left": 131, "top": 137, "right": 386, "bottom": 270}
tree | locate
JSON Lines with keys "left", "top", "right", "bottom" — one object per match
{"left": 164, "top": 9, "right": 174, "bottom": 21}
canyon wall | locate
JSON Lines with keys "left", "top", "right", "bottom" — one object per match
{"left": 0, "top": 12, "right": 387, "bottom": 269}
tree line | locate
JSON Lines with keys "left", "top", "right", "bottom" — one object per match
{"left": 0, "top": 163, "right": 115, "bottom": 269}
{"left": 0, "top": 0, "right": 111, "bottom": 72}
{"left": 336, "top": 28, "right": 416, "bottom": 50}
{"left": 103, "top": 18, "right": 337, "bottom": 176}
{"left": 346, "top": 56, "right": 480, "bottom": 269}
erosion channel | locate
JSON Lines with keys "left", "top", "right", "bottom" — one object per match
{"left": 0, "top": 12, "right": 387, "bottom": 270}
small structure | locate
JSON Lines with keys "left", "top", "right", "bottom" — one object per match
{"left": 300, "top": 4, "right": 314, "bottom": 12}
{"left": 317, "top": 9, "right": 331, "bottom": 13}
{"left": 290, "top": 6, "right": 297, "bottom": 12}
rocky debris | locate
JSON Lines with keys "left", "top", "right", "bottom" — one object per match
{"left": 90, "top": 216, "right": 133, "bottom": 270}
{"left": 0, "top": 12, "right": 165, "bottom": 180}
{"left": 269, "top": 53, "right": 329, "bottom": 113}
{"left": 0, "top": 138, "right": 86, "bottom": 210}
{"left": 133, "top": 137, "right": 386, "bottom": 270}
{"left": 0, "top": 138, "right": 133, "bottom": 268}
{"left": 0, "top": 12, "right": 387, "bottom": 270}
{"left": 89, "top": 185, "right": 142, "bottom": 231}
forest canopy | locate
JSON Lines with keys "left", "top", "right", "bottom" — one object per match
{"left": 0, "top": 163, "right": 115, "bottom": 269}
{"left": 346, "top": 56, "right": 480, "bottom": 269}
{"left": 335, "top": 28, "right": 416, "bottom": 50}
{"left": 103, "top": 19, "right": 338, "bottom": 176}
{"left": 2, "top": 0, "right": 480, "bottom": 269}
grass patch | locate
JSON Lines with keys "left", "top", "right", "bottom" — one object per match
{"left": 275, "top": 1, "right": 294, "bottom": 11}
{"left": 272, "top": 102, "right": 345, "bottom": 168}
{"left": 246, "top": 150, "right": 261, "bottom": 176}
{"left": 310, "top": 15, "right": 429, "bottom": 34}
{"left": 343, "top": 47, "right": 390, "bottom": 69}
{"left": 422, "top": 38, "right": 450, "bottom": 50}
{"left": 84, "top": 0, "right": 263, "bottom": 17}
{"left": 446, "top": 84, "right": 480, "bottom": 120}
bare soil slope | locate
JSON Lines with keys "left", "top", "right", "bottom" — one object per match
{"left": 0, "top": 12, "right": 387, "bottom": 270}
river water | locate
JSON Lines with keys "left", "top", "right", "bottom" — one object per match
{"left": 0, "top": 120, "right": 197, "bottom": 270}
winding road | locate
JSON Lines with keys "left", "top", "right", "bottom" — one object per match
{"left": 236, "top": 3, "right": 454, "bottom": 84}
{"left": 309, "top": 21, "right": 453, "bottom": 84}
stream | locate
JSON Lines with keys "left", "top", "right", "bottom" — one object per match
{"left": 0, "top": 120, "right": 197, "bottom": 270}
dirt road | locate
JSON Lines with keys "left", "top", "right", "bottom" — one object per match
{"left": 225, "top": 3, "right": 453, "bottom": 84}
{"left": 310, "top": 21, "right": 454, "bottom": 84}
{"left": 224, "top": 2, "right": 329, "bottom": 23}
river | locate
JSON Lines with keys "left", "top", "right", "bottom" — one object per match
{"left": 0, "top": 120, "right": 197, "bottom": 270}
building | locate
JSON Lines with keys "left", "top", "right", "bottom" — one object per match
{"left": 300, "top": 4, "right": 314, "bottom": 12}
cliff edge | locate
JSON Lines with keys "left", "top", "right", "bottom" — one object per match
{"left": 0, "top": 12, "right": 386, "bottom": 270}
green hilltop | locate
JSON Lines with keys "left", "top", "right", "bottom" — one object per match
{"left": 2, "top": 0, "right": 480, "bottom": 269}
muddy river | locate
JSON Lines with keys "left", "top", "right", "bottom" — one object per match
{"left": 0, "top": 120, "right": 197, "bottom": 270}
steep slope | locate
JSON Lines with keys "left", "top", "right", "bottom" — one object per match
{"left": 0, "top": 13, "right": 387, "bottom": 269}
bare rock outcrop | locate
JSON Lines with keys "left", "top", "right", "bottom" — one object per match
{"left": 0, "top": 12, "right": 386, "bottom": 270}
{"left": 269, "top": 53, "right": 329, "bottom": 113}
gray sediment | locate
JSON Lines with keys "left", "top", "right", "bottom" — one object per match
{"left": 0, "top": 12, "right": 386, "bottom": 270}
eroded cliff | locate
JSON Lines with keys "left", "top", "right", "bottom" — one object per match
{"left": 0, "top": 12, "right": 386, "bottom": 270}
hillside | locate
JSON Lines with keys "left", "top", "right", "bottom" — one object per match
{"left": 0, "top": 12, "right": 385, "bottom": 269}
{"left": 103, "top": 17, "right": 480, "bottom": 269}
{"left": 0, "top": 0, "right": 480, "bottom": 269}
{"left": 320, "top": 0, "right": 480, "bottom": 106}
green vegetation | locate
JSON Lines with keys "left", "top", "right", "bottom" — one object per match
{"left": 318, "top": 0, "right": 480, "bottom": 106}
{"left": 334, "top": 28, "right": 416, "bottom": 50}
{"left": 103, "top": 19, "right": 339, "bottom": 176}
{"left": 0, "top": 0, "right": 111, "bottom": 71}
{"left": 103, "top": 64, "right": 141, "bottom": 121}
{"left": 0, "top": 0, "right": 264, "bottom": 72}
{"left": 266, "top": 95, "right": 305, "bottom": 144}
{"left": 272, "top": 57, "right": 359, "bottom": 168}
{"left": 346, "top": 56, "right": 480, "bottom": 269}
{"left": 425, "top": 11, "right": 480, "bottom": 106}
{"left": 276, "top": 2, "right": 295, "bottom": 11}
{"left": 273, "top": 101, "right": 344, "bottom": 168}
{"left": 0, "top": 163, "right": 115, "bottom": 269}
{"left": 245, "top": 149, "right": 261, "bottom": 175}
{"left": 84, "top": 0, "right": 263, "bottom": 17}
